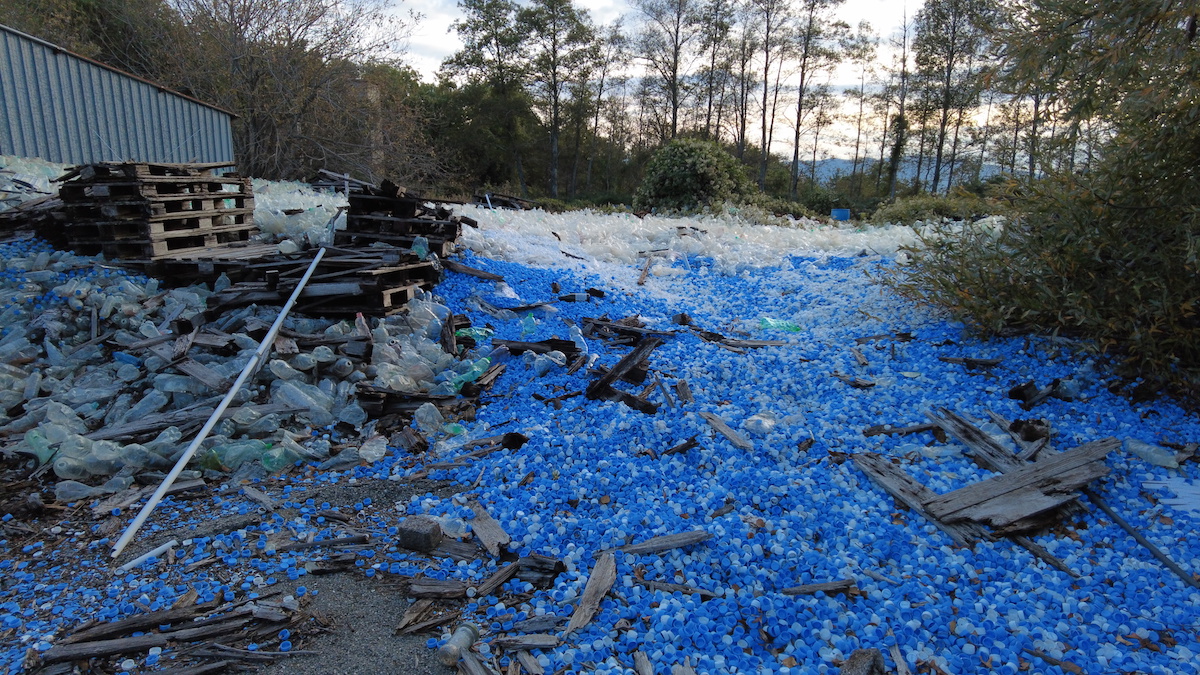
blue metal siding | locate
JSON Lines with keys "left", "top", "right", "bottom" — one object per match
{"left": 0, "top": 24, "right": 234, "bottom": 165}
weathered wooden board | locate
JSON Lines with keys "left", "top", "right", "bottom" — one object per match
{"left": 564, "top": 553, "right": 617, "bottom": 635}
{"left": 468, "top": 500, "right": 512, "bottom": 557}
{"left": 852, "top": 453, "right": 992, "bottom": 547}
{"left": 699, "top": 412, "right": 752, "bottom": 450}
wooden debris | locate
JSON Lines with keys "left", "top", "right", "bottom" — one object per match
{"left": 852, "top": 453, "right": 991, "bottom": 547}
{"left": 409, "top": 578, "right": 471, "bottom": 599}
{"left": 923, "top": 439, "right": 1117, "bottom": 533}
{"left": 586, "top": 337, "right": 663, "bottom": 414}
{"left": 514, "top": 555, "right": 566, "bottom": 588}
{"left": 662, "top": 436, "right": 700, "bottom": 457}
{"left": 938, "top": 356, "right": 1003, "bottom": 369}
{"left": 637, "top": 257, "right": 653, "bottom": 285}
{"left": 564, "top": 553, "right": 617, "bottom": 635}
{"left": 515, "top": 651, "right": 545, "bottom": 674}
{"left": 603, "top": 530, "right": 712, "bottom": 556}
{"left": 850, "top": 347, "right": 870, "bottom": 367}
{"left": 396, "top": 608, "right": 460, "bottom": 635}
{"left": 459, "top": 650, "right": 501, "bottom": 675}
{"left": 832, "top": 372, "right": 876, "bottom": 389}
{"left": 633, "top": 651, "right": 654, "bottom": 675}
{"left": 780, "top": 578, "right": 858, "bottom": 597}
{"left": 43, "top": 618, "right": 252, "bottom": 663}
{"left": 240, "top": 485, "right": 276, "bottom": 511}
{"left": 277, "top": 534, "right": 369, "bottom": 552}
{"left": 394, "top": 599, "right": 434, "bottom": 634}
{"left": 862, "top": 422, "right": 940, "bottom": 439}
{"left": 699, "top": 412, "right": 752, "bottom": 450}
{"left": 1021, "top": 647, "right": 1084, "bottom": 674}
{"left": 633, "top": 579, "right": 716, "bottom": 600}
{"left": 509, "top": 615, "right": 568, "bottom": 634}
{"left": 674, "top": 379, "right": 694, "bottom": 404}
{"left": 468, "top": 500, "right": 512, "bottom": 557}
{"left": 472, "top": 562, "right": 519, "bottom": 598}
{"left": 444, "top": 259, "right": 504, "bottom": 281}
{"left": 492, "top": 634, "right": 561, "bottom": 652}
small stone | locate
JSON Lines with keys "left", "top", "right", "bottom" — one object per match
{"left": 396, "top": 516, "right": 443, "bottom": 552}
{"left": 839, "top": 648, "right": 886, "bottom": 675}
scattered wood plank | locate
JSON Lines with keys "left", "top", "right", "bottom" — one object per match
{"left": 395, "top": 599, "right": 434, "bottom": 634}
{"left": 926, "top": 408, "right": 1023, "bottom": 474}
{"left": 674, "top": 380, "right": 694, "bottom": 404}
{"left": 699, "top": 412, "right": 752, "bottom": 450}
{"left": 42, "top": 619, "right": 250, "bottom": 663}
{"left": 832, "top": 372, "right": 875, "bottom": 389}
{"left": 923, "top": 439, "right": 1117, "bottom": 532}
{"left": 564, "top": 553, "right": 617, "bottom": 636}
{"left": 586, "top": 338, "right": 663, "bottom": 400}
{"left": 62, "top": 602, "right": 217, "bottom": 644}
{"left": 397, "top": 609, "right": 460, "bottom": 635}
{"left": 633, "top": 579, "right": 716, "bottom": 601}
{"left": 662, "top": 436, "right": 699, "bottom": 457}
{"left": 277, "top": 534, "right": 368, "bottom": 552}
{"left": 938, "top": 356, "right": 1003, "bottom": 369}
{"left": 468, "top": 500, "right": 511, "bottom": 557}
{"left": 443, "top": 260, "right": 504, "bottom": 282}
{"left": 241, "top": 485, "right": 276, "bottom": 511}
{"left": 459, "top": 650, "right": 501, "bottom": 675}
{"left": 862, "top": 423, "right": 939, "bottom": 438}
{"left": 472, "top": 562, "right": 519, "bottom": 598}
{"left": 637, "top": 257, "right": 653, "bottom": 285}
{"left": 603, "top": 530, "right": 712, "bottom": 557}
{"left": 633, "top": 651, "right": 654, "bottom": 675}
{"left": 781, "top": 579, "right": 857, "bottom": 597}
{"left": 492, "top": 634, "right": 561, "bottom": 652}
{"left": 515, "top": 651, "right": 545, "bottom": 674}
{"left": 1022, "top": 647, "right": 1084, "bottom": 674}
{"left": 509, "top": 615, "right": 567, "bottom": 634}
{"left": 409, "top": 579, "right": 470, "bottom": 599}
{"left": 852, "top": 453, "right": 991, "bottom": 547}
{"left": 850, "top": 347, "right": 869, "bottom": 367}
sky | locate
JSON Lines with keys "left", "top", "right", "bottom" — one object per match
{"left": 402, "top": 0, "right": 922, "bottom": 84}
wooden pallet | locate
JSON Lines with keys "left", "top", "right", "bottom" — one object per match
{"left": 345, "top": 214, "right": 462, "bottom": 238}
{"left": 347, "top": 192, "right": 420, "bottom": 219}
{"left": 59, "top": 177, "right": 250, "bottom": 201}
{"left": 333, "top": 231, "right": 455, "bottom": 256}
{"left": 68, "top": 195, "right": 255, "bottom": 221}
{"left": 79, "top": 227, "right": 256, "bottom": 259}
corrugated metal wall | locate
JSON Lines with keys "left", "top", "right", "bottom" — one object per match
{"left": 0, "top": 24, "right": 234, "bottom": 165}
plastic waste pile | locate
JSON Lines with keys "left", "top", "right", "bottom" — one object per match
{"left": 250, "top": 178, "right": 348, "bottom": 247}
{"left": 0, "top": 237, "right": 495, "bottom": 502}
{"left": 0, "top": 155, "right": 63, "bottom": 211}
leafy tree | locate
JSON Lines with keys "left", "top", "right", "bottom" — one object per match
{"left": 519, "top": 0, "right": 597, "bottom": 198}
{"left": 633, "top": 0, "right": 702, "bottom": 140}
{"left": 633, "top": 137, "right": 751, "bottom": 211}
{"left": 786, "top": 0, "right": 847, "bottom": 197}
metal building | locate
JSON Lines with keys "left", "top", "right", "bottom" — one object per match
{"left": 0, "top": 23, "right": 234, "bottom": 166}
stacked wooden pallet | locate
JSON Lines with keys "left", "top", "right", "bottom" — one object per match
{"left": 205, "top": 247, "right": 441, "bottom": 317}
{"left": 334, "top": 180, "right": 469, "bottom": 257}
{"left": 51, "top": 162, "right": 256, "bottom": 259}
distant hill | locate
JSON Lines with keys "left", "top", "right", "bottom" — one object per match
{"left": 801, "top": 157, "right": 1004, "bottom": 190}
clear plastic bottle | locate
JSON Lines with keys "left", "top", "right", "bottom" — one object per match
{"left": 520, "top": 313, "right": 537, "bottom": 337}
{"left": 438, "top": 623, "right": 480, "bottom": 666}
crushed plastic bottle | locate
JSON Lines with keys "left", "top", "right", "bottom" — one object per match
{"left": 1125, "top": 438, "right": 1179, "bottom": 469}
{"left": 520, "top": 313, "right": 537, "bottom": 337}
{"left": 745, "top": 412, "right": 778, "bottom": 435}
{"left": 759, "top": 317, "right": 802, "bottom": 332}
{"left": 54, "top": 480, "right": 101, "bottom": 503}
{"left": 414, "top": 402, "right": 445, "bottom": 434}
{"left": 411, "top": 236, "right": 430, "bottom": 260}
{"left": 568, "top": 325, "right": 588, "bottom": 357}
{"left": 358, "top": 435, "right": 389, "bottom": 463}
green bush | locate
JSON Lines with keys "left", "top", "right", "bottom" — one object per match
{"left": 886, "top": 175, "right": 1200, "bottom": 390}
{"left": 633, "top": 138, "right": 752, "bottom": 213}
{"left": 870, "top": 190, "right": 999, "bottom": 225}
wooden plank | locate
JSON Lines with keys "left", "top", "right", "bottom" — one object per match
{"left": 633, "top": 651, "right": 654, "bottom": 675}
{"left": 491, "top": 634, "right": 561, "bottom": 652}
{"left": 923, "top": 440, "right": 1116, "bottom": 524}
{"left": 851, "top": 453, "right": 991, "bottom": 547}
{"left": 862, "top": 422, "right": 939, "bottom": 437}
{"left": 408, "top": 579, "right": 470, "bottom": 599}
{"left": 468, "top": 500, "right": 512, "bottom": 557}
{"left": 444, "top": 260, "right": 504, "bottom": 281}
{"left": 938, "top": 356, "right": 1003, "bottom": 368}
{"left": 515, "top": 651, "right": 544, "bottom": 675}
{"left": 632, "top": 579, "right": 716, "bottom": 600}
{"left": 42, "top": 618, "right": 250, "bottom": 663}
{"left": 927, "top": 408, "right": 1024, "bottom": 473}
{"left": 605, "top": 530, "right": 712, "bottom": 556}
{"left": 674, "top": 380, "right": 694, "bottom": 404}
{"left": 62, "top": 602, "right": 216, "bottom": 644}
{"left": 781, "top": 579, "right": 857, "bottom": 597}
{"left": 472, "top": 562, "right": 519, "bottom": 598}
{"left": 699, "top": 412, "right": 752, "bottom": 450}
{"left": 585, "top": 337, "right": 663, "bottom": 400}
{"left": 564, "top": 553, "right": 616, "bottom": 635}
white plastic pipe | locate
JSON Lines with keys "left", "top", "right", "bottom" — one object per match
{"left": 118, "top": 538, "right": 178, "bottom": 572}
{"left": 111, "top": 247, "right": 327, "bottom": 559}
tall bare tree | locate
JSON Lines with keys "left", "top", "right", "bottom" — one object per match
{"left": 634, "top": 0, "right": 702, "bottom": 140}
{"left": 786, "top": 0, "right": 846, "bottom": 197}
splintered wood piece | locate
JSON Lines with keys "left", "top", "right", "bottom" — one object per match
{"left": 42, "top": 619, "right": 250, "bottom": 663}
{"left": 699, "top": 412, "right": 752, "bottom": 450}
{"left": 515, "top": 651, "right": 544, "bottom": 675}
{"left": 62, "top": 602, "right": 216, "bottom": 644}
{"left": 443, "top": 260, "right": 504, "bottom": 281}
{"left": 409, "top": 579, "right": 470, "bottom": 599}
{"left": 472, "top": 562, "right": 519, "bottom": 598}
{"left": 398, "top": 609, "right": 460, "bottom": 635}
{"left": 662, "top": 436, "right": 699, "bottom": 457}
{"left": 492, "top": 634, "right": 561, "bottom": 652}
{"left": 851, "top": 453, "right": 991, "bottom": 547}
{"left": 607, "top": 530, "right": 712, "bottom": 556}
{"left": 637, "top": 257, "right": 653, "bottom": 285}
{"left": 633, "top": 579, "right": 716, "bottom": 600}
{"left": 633, "top": 651, "right": 654, "bottom": 675}
{"left": 672, "top": 663, "right": 698, "bottom": 675}
{"left": 277, "top": 535, "right": 368, "bottom": 552}
{"left": 923, "top": 439, "right": 1117, "bottom": 529}
{"left": 862, "top": 423, "right": 939, "bottom": 438}
{"left": 850, "top": 347, "right": 869, "bottom": 367}
{"left": 241, "top": 485, "right": 276, "bottom": 511}
{"left": 832, "top": 372, "right": 875, "bottom": 389}
{"left": 586, "top": 338, "right": 663, "bottom": 400}
{"left": 459, "top": 650, "right": 500, "bottom": 675}
{"left": 510, "top": 615, "right": 567, "bottom": 634}
{"left": 394, "top": 599, "right": 434, "bottom": 633}
{"left": 468, "top": 500, "right": 511, "bottom": 557}
{"left": 1011, "top": 535, "right": 1079, "bottom": 578}
{"left": 564, "top": 553, "right": 617, "bottom": 636}
{"left": 781, "top": 579, "right": 858, "bottom": 597}
{"left": 674, "top": 380, "right": 694, "bottom": 404}
{"left": 938, "top": 356, "right": 1003, "bottom": 368}
{"left": 927, "top": 408, "right": 1024, "bottom": 473}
